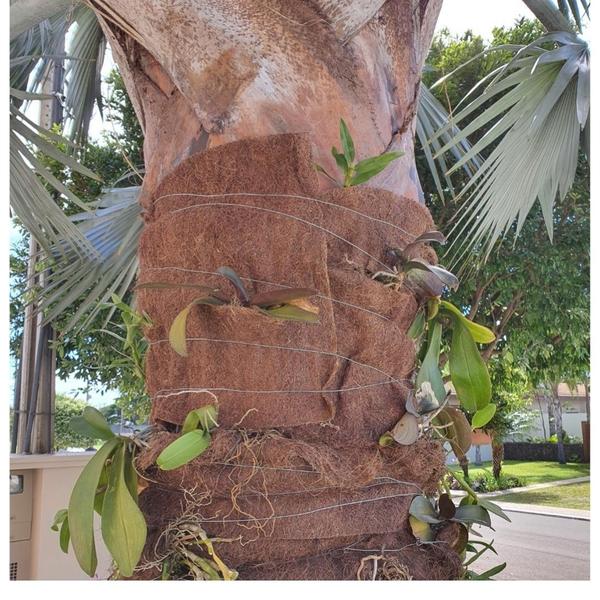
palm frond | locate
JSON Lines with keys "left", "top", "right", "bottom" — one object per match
{"left": 416, "top": 83, "right": 482, "bottom": 203}
{"left": 10, "top": 0, "right": 73, "bottom": 40}
{"left": 10, "top": 102, "right": 100, "bottom": 258}
{"left": 430, "top": 32, "right": 589, "bottom": 262}
{"left": 37, "top": 186, "right": 143, "bottom": 332}
{"left": 63, "top": 5, "right": 106, "bottom": 144}
{"left": 523, "top": 0, "right": 590, "bottom": 33}
{"left": 10, "top": 12, "right": 70, "bottom": 95}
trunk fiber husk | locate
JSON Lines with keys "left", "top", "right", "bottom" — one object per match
{"left": 133, "top": 133, "right": 460, "bottom": 580}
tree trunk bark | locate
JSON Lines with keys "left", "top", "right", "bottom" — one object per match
{"left": 90, "top": 0, "right": 456, "bottom": 581}
{"left": 551, "top": 383, "right": 566, "bottom": 464}
{"left": 91, "top": 0, "right": 441, "bottom": 207}
{"left": 458, "top": 453, "right": 469, "bottom": 478}
{"left": 536, "top": 393, "right": 547, "bottom": 440}
{"left": 491, "top": 434, "right": 504, "bottom": 480}
{"left": 546, "top": 388, "right": 557, "bottom": 437}
{"left": 474, "top": 444, "right": 482, "bottom": 466}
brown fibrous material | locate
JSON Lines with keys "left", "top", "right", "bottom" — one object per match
{"left": 133, "top": 133, "right": 460, "bottom": 580}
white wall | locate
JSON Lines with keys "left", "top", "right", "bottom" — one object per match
{"left": 508, "top": 412, "right": 586, "bottom": 441}
{"left": 10, "top": 453, "right": 112, "bottom": 581}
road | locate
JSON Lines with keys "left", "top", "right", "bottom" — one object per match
{"left": 471, "top": 510, "right": 590, "bottom": 580}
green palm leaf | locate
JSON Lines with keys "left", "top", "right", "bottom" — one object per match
{"left": 430, "top": 33, "right": 589, "bottom": 262}
{"left": 10, "top": 104, "right": 98, "bottom": 257}
{"left": 63, "top": 5, "right": 106, "bottom": 144}
{"left": 37, "top": 186, "right": 143, "bottom": 332}
{"left": 416, "top": 83, "right": 482, "bottom": 203}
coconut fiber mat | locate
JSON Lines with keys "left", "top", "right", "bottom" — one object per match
{"left": 134, "top": 133, "right": 461, "bottom": 580}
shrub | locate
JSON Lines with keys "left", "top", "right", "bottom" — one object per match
{"left": 54, "top": 394, "right": 100, "bottom": 450}
{"left": 468, "top": 471, "right": 525, "bottom": 493}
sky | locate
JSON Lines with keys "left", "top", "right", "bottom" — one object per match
{"left": 18, "top": 0, "right": 540, "bottom": 408}
{"left": 436, "top": 0, "right": 535, "bottom": 38}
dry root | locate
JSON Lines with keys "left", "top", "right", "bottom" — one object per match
{"left": 357, "top": 554, "right": 413, "bottom": 580}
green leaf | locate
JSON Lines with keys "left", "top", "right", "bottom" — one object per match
{"left": 68, "top": 437, "right": 121, "bottom": 576}
{"left": 101, "top": 444, "right": 147, "bottom": 577}
{"left": 463, "top": 540, "right": 497, "bottom": 567}
{"left": 408, "top": 310, "right": 426, "bottom": 339}
{"left": 59, "top": 517, "right": 70, "bottom": 554}
{"left": 469, "top": 562, "right": 507, "bottom": 580}
{"left": 409, "top": 515, "right": 434, "bottom": 542}
{"left": 169, "top": 295, "right": 225, "bottom": 357}
{"left": 378, "top": 432, "right": 395, "bottom": 447}
{"left": 453, "top": 504, "right": 492, "bottom": 528}
{"left": 439, "top": 301, "right": 495, "bottom": 343}
{"left": 415, "top": 321, "right": 446, "bottom": 405}
{"left": 263, "top": 304, "right": 319, "bottom": 323}
{"left": 157, "top": 429, "right": 212, "bottom": 471}
{"left": 349, "top": 151, "right": 403, "bottom": 185}
{"left": 339, "top": 118, "right": 355, "bottom": 164}
{"left": 409, "top": 495, "right": 442, "bottom": 524}
{"left": 416, "top": 83, "right": 482, "bottom": 203}
{"left": 70, "top": 406, "right": 115, "bottom": 441}
{"left": 331, "top": 146, "right": 348, "bottom": 173}
{"left": 251, "top": 288, "right": 315, "bottom": 308}
{"left": 123, "top": 445, "right": 138, "bottom": 503}
{"left": 449, "top": 320, "right": 491, "bottom": 413}
{"left": 314, "top": 162, "right": 338, "bottom": 185}
{"left": 94, "top": 465, "right": 108, "bottom": 516}
{"left": 51, "top": 508, "right": 68, "bottom": 532}
{"left": 478, "top": 499, "right": 511, "bottom": 522}
{"left": 472, "top": 404, "right": 497, "bottom": 429}
{"left": 181, "top": 405, "right": 219, "bottom": 434}
{"left": 426, "top": 297, "right": 440, "bottom": 320}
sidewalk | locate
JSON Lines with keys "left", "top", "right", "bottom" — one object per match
{"left": 490, "top": 500, "right": 590, "bottom": 521}
{"left": 451, "top": 476, "right": 591, "bottom": 521}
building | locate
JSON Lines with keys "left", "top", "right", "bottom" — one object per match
{"left": 446, "top": 383, "right": 589, "bottom": 465}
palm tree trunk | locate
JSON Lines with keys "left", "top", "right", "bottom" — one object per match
{"left": 90, "top": 0, "right": 459, "bottom": 581}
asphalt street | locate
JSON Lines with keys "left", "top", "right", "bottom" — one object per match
{"left": 471, "top": 510, "right": 590, "bottom": 580}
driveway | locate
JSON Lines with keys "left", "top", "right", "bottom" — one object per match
{"left": 472, "top": 510, "right": 590, "bottom": 580}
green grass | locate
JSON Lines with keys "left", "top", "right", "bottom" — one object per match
{"left": 451, "top": 460, "right": 590, "bottom": 485}
{"left": 494, "top": 482, "right": 590, "bottom": 510}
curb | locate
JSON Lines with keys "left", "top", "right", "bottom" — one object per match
{"left": 494, "top": 502, "right": 590, "bottom": 522}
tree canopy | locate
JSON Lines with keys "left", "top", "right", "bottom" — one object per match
{"left": 417, "top": 19, "right": 590, "bottom": 395}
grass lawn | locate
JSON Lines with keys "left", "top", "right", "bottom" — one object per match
{"left": 494, "top": 482, "right": 590, "bottom": 510}
{"left": 451, "top": 460, "right": 590, "bottom": 485}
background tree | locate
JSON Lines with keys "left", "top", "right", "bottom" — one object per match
{"left": 416, "top": 20, "right": 589, "bottom": 469}
{"left": 485, "top": 354, "right": 534, "bottom": 478}
{"left": 54, "top": 394, "right": 99, "bottom": 450}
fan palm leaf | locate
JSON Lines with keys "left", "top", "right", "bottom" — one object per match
{"left": 38, "top": 186, "right": 143, "bottom": 332}
{"left": 10, "top": 99, "right": 100, "bottom": 257}
{"left": 430, "top": 32, "right": 589, "bottom": 262}
{"left": 416, "top": 83, "right": 482, "bottom": 203}
{"left": 63, "top": 5, "right": 106, "bottom": 144}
